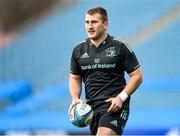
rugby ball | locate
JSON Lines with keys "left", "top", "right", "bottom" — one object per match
{"left": 69, "top": 102, "right": 93, "bottom": 127}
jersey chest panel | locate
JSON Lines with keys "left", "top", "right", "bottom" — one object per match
{"left": 77, "top": 46, "right": 121, "bottom": 71}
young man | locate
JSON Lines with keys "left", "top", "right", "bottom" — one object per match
{"left": 68, "top": 7, "right": 143, "bottom": 135}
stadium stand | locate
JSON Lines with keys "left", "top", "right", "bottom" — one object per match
{"left": 3, "top": 83, "right": 69, "bottom": 113}
{"left": 0, "top": 81, "right": 32, "bottom": 110}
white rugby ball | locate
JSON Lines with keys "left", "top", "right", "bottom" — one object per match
{"left": 70, "top": 102, "right": 93, "bottom": 127}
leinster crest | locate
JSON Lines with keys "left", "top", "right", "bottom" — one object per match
{"left": 105, "top": 47, "right": 116, "bottom": 57}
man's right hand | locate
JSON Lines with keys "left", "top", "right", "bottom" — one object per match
{"left": 68, "top": 99, "right": 82, "bottom": 117}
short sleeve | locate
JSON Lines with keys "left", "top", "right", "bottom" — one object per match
{"left": 70, "top": 48, "right": 81, "bottom": 75}
{"left": 121, "top": 43, "right": 140, "bottom": 73}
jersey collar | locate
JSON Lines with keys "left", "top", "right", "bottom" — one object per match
{"left": 87, "top": 34, "right": 112, "bottom": 50}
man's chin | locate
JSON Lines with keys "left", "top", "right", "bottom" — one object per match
{"left": 88, "top": 35, "right": 97, "bottom": 40}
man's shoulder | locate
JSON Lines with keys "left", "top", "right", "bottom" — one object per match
{"left": 77, "top": 40, "right": 86, "bottom": 46}
{"left": 72, "top": 39, "right": 88, "bottom": 56}
{"left": 112, "top": 36, "right": 132, "bottom": 49}
{"left": 112, "top": 36, "right": 126, "bottom": 45}
{"left": 74, "top": 40, "right": 87, "bottom": 50}
{"left": 112, "top": 36, "right": 133, "bottom": 53}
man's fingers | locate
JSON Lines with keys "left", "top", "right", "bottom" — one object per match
{"left": 68, "top": 104, "right": 74, "bottom": 116}
{"left": 68, "top": 99, "right": 84, "bottom": 119}
{"left": 68, "top": 103, "right": 77, "bottom": 115}
{"left": 105, "top": 98, "right": 112, "bottom": 102}
{"left": 107, "top": 103, "right": 115, "bottom": 112}
{"left": 105, "top": 98, "right": 114, "bottom": 112}
{"left": 68, "top": 100, "right": 83, "bottom": 115}
{"left": 114, "top": 106, "right": 120, "bottom": 112}
{"left": 107, "top": 102, "right": 121, "bottom": 112}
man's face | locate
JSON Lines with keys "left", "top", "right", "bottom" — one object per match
{"left": 85, "top": 13, "right": 108, "bottom": 40}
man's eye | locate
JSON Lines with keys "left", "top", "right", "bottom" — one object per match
{"left": 92, "top": 21, "right": 98, "bottom": 23}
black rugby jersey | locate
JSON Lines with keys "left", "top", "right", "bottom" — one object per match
{"left": 70, "top": 34, "right": 140, "bottom": 113}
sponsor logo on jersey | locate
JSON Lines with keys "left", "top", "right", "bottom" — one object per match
{"left": 80, "top": 52, "right": 89, "bottom": 58}
{"left": 81, "top": 63, "right": 116, "bottom": 70}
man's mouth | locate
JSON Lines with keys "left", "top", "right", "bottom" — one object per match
{"left": 88, "top": 30, "right": 95, "bottom": 34}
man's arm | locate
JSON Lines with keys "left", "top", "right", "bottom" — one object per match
{"left": 105, "top": 67, "right": 143, "bottom": 112}
{"left": 121, "top": 67, "right": 143, "bottom": 96}
{"left": 68, "top": 73, "right": 82, "bottom": 115}
{"left": 69, "top": 73, "right": 82, "bottom": 100}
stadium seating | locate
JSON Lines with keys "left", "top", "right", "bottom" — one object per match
{"left": 4, "top": 83, "right": 69, "bottom": 113}
{"left": 0, "top": 81, "right": 32, "bottom": 110}
{"left": 0, "top": 0, "right": 179, "bottom": 87}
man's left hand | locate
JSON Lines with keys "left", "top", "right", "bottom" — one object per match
{"left": 105, "top": 96, "right": 123, "bottom": 112}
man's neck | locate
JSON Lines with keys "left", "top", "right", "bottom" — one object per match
{"left": 90, "top": 33, "right": 107, "bottom": 47}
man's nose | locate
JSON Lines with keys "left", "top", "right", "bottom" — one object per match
{"left": 88, "top": 23, "right": 93, "bottom": 29}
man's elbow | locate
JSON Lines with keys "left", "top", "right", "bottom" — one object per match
{"left": 138, "top": 73, "right": 143, "bottom": 85}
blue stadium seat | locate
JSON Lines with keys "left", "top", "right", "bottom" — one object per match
{"left": 4, "top": 83, "right": 69, "bottom": 113}
{"left": 0, "top": 81, "right": 32, "bottom": 110}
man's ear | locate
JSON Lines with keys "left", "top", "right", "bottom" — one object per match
{"left": 103, "top": 21, "right": 108, "bottom": 30}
